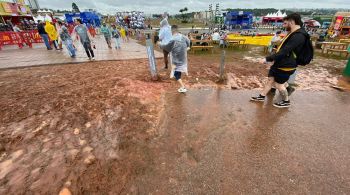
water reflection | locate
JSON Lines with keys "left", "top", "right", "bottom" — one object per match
{"left": 248, "top": 94, "right": 289, "bottom": 154}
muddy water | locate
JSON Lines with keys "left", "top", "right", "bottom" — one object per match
{"left": 132, "top": 89, "right": 350, "bottom": 194}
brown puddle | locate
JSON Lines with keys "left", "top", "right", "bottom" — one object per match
{"left": 129, "top": 89, "right": 350, "bottom": 194}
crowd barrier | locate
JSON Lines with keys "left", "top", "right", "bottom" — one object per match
{"left": 0, "top": 25, "right": 100, "bottom": 50}
{"left": 0, "top": 30, "right": 44, "bottom": 50}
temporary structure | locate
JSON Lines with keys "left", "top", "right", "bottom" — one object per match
{"left": 328, "top": 12, "right": 350, "bottom": 38}
{"left": 0, "top": 1, "right": 34, "bottom": 25}
{"left": 262, "top": 10, "right": 287, "bottom": 24}
{"left": 224, "top": 11, "right": 254, "bottom": 29}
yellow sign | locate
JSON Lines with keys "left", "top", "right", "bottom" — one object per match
{"left": 1, "top": 2, "right": 12, "bottom": 13}
{"left": 227, "top": 34, "right": 273, "bottom": 46}
{"left": 17, "top": 0, "right": 25, "bottom": 4}
{"left": 0, "top": 2, "right": 32, "bottom": 15}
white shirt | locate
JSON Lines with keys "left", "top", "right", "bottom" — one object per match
{"left": 13, "top": 26, "right": 21, "bottom": 32}
{"left": 212, "top": 32, "right": 220, "bottom": 41}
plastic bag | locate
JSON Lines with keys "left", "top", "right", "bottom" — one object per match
{"left": 170, "top": 64, "right": 176, "bottom": 78}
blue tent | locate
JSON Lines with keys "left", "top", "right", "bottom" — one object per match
{"left": 64, "top": 12, "right": 101, "bottom": 26}
{"left": 224, "top": 11, "right": 253, "bottom": 29}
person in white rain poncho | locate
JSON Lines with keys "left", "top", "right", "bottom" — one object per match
{"left": 268, "top": 31, "right": 282, "bottom": 53}
{"left": 159, "top": 17, "right": 172, "bottom": 69}
{"left": 158, "top": 25, "right": 191, "bottom": 93}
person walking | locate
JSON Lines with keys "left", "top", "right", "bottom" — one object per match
{"left": 250, "top": 13, "right": 313, "bottom": 108}
{"left": 268, "top": 31, "right": 282, "bottom": 54}
{"left": 158, "top": 25, "right": 191, "bottom": 93}
{"left": 73, "top": 19, "right": 95, "bottom": 60}
{"left": 44, "top": 21, "right": 59, "bottom": 50}
{"left": 13, "top": 24, "right": 22, "bottom": 32}
{"left": 100, "top": 23, "right": 112, "bottom": 48}
{"left": 57, "top": 21, "right": 76, "bottom": 57}
{"left": 120, "top": 26, "right": 127, "bottom": 42}
{"left": 111, "top": 25, "right": 121, "bottom": 49}
{"left": 88, "top": 24, "right": 96, "bottom": 38}
{"left": 124, "top": 25, "right": 130, "bottom": 42}
{"left": 37, "top": 20, "right": 52, "bottom": 50}
{"left": 344, "top": 52, "right": 350, "bottom": 78}
{"left": 159, "top": 18, "right": 172, "bottom": 69}
{"left": 13, "top": 24, "right": 26, "bottom": 47}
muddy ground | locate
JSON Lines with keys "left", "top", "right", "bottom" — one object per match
{"left": 0, "top": 47, "right": 348, "bottom": 194}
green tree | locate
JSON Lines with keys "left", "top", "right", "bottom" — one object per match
{"left": 313, "top": 17, "right": 323, "bottom": 24}
{"left": 72, "top": 3, "right": 80, "bottom": 13}
{"left": 179, "top": 7, "right": 189, "bottom": 22}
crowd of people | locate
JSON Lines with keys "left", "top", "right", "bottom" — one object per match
{"left": 33, "top": 17, "right": 139, "bottom": 60}
{"left": 185, "top": 31, "right": 228, "bottom": 48}
{"left": 0, "top": 18, "right": 37, "bottom": 32}
{"left": 116, "top": 11, "right": 146, "bottom": 29}
{"left": 100, "top": 22, "right": 130, "bottom": 49}
{"left": 33, "top": 14, "right": 189, "bottom": 93}
{"left": 35, "top": 18, "right": 97, "bottom": 59}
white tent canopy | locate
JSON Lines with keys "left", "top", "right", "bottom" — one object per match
{"left": 33, "top": 14, "right": 53, "bottom": 23}
{"left": 33, "top": 15, "right": 44, "bottom": 23}
{"left": 264, "top": 10, "right": 287, "bottom": 18}
{"left": 37, "top": 9, "right": 53, "bottom": 14}
{"left": 44, "top": 14, "right": 52, "bottom": 22}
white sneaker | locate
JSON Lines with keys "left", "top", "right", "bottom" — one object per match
{"left": 91, "top": 57, "right": 95, "bottom": 61}
{"left": 178, "top": 87, "right": 187, "bottom": 93}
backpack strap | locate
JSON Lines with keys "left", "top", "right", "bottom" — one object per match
{"left": 276, "top": 32, "right": 294, "bottom": 52}
{"left": 276, "top": 29, "right": 307, "bottom": 52}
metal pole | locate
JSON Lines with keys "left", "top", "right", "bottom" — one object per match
{"left": 0, "top": 15, "right": 6, "bottom": 24}
{"left": 205, "top": 11, "right": 207, "bottom": 26}
{"left": 219, "top": 50, "right": 226, "bottom": 81}
{"left": 344, "top": 58, "right": 350, "bottom": 78}
{"left": 145, "top": 32, "right": 158, "bottom": 80}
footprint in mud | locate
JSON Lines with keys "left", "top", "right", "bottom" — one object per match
{"left": 186, "top": 130, "right": 198, "bottom": 139}
{"left": 227, "top": 112, "right": 238, "bottom": 122}
{"left": 82, "top": 146, "right": 96, "bottom": 165}
{"left": 181, "top": 148, "right": 199, "bottom": 166}
{"left": 242, "top": 121, "right": 248, "bottom": 126}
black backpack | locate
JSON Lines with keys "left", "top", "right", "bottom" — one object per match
{"left": 293, "top": 31, "right": 314, "bottom": 66}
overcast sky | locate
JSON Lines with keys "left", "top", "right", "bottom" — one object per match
{"left": 37, "top": 0, "right": 350, "bottom": 14}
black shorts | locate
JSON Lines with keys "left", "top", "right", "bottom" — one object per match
{"left": 268, "top": 68, "right": 295, "bottom": 84}
{"left": 174, "top": 71, "right": 182, "bottom": 80}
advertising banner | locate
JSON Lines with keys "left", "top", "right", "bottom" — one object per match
{"left": 334, "top": 16, "right": 344, "bottom": 30}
